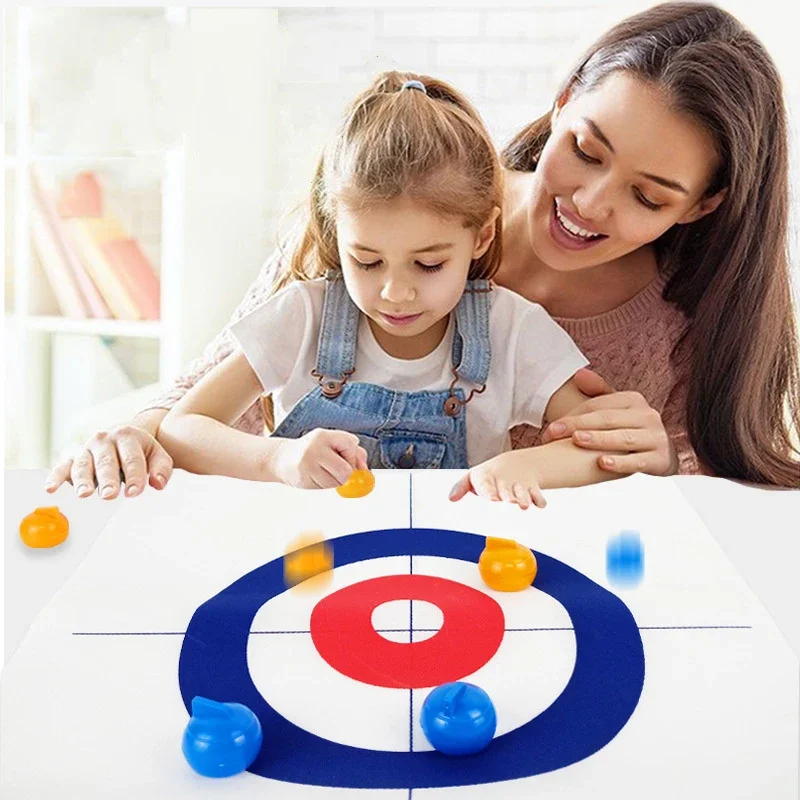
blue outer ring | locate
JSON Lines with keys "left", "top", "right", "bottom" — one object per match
{"left": 179, "top": 528, "right": 645, "bottom": 789}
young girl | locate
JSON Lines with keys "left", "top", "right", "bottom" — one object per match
{"left": 157, "top": 72, "right": 622, "bottom": 509}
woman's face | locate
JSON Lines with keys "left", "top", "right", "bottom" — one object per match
{"left": 527, "top": 71, "right": 724, "bottom": 272}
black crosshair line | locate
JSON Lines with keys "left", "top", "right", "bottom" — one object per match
{"left": 70, "top": 625, "right": 753, "bottom": 637}
{"left": 408, "top": 472, "right": 414, "bottom": 781}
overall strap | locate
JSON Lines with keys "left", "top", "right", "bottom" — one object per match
{"left": 312, "top": 271, "right": 359, "bottom": 398}
{"left": 443, "top": 279, "right": 492, "bottom": 417}
{"left": 451, "top": 279, "right": 492, "bottom": 386}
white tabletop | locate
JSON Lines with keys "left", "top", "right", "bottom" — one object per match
{"left": 4, "top": 468, "right": 800, "bottom": 667}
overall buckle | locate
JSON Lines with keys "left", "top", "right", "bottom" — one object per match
{"left": 312, "top": 368, "right": 355, "bottom": 399}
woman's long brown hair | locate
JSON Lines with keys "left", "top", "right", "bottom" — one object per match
{"left": 503, "top": 2, "right": 799, "bottom": 486}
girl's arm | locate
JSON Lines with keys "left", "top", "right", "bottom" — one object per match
{"left": 502, "top": 377, "right": 624, "bottom": 488}
{"left": 158, "top": 350, "right": 369, "bottom": 487}
{"left": 157, "top": 351, "right": 286, "bottom": 481}
{"left": 450, "top": 376, "right": 625, "bottom": 507}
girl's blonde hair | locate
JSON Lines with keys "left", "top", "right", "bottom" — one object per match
{"left": 274, "top": 71, "right": 503, "bottom": 292}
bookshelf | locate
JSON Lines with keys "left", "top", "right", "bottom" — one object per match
{"left": 4, "top": 8, "right": 188, "bottom": 467}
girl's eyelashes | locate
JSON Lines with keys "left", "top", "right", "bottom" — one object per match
{"left": 352, "top": 257, "right": 381, "bottom": 270}
{"left": 570, "top": 135, "right": 664, "bottom": 212}
{"left": 350, "top": 257, "right": 445, "bottom": 272}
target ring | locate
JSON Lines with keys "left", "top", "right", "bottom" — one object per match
{"left": 310, "top": 574, "right": 505, "bottom": 688}
{"left": 179, "top": 527, "right": 645, "bottom": 789}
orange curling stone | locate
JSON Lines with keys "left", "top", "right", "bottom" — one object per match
{"left": 20, "top": 506, "right": 70, "bottom": 548}
{"left": 336, "top": 468, "right": 375, "bottom": 499}
{"left": 478, "top": 537, "right": 537, "bottom": 592}
{"left": 284, "top": 532, "right": 334, "bottom": 592}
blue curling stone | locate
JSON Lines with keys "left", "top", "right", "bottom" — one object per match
{"left": 606, "top": 529, "right": 644, "bottom": 587}
{"left": 420, "top": 681, "right": 497, "bottom": 756}
{"left": 182, "top": 696, "right": 263, "bottom": 777}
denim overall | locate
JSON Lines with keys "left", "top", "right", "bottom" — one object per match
{"left": 271, "top": 273, "right": 492, "bottom": 469}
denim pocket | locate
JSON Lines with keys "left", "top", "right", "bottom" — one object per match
{"left": 378, "top": 431, "right": 448, "bottom": 469}
{"left": 356, "top": 434, "right": 380, "bottom": 468}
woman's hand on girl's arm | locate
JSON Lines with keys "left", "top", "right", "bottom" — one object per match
{"left": 540, "top": 368, "right": 679, "bottom": 476}
{"left": 45, "top": 408, "right": 174, "bottom": 499}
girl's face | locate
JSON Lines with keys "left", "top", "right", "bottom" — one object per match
{"left": 336, "top": 194, "right": 498, "bottom": 360}
{"left": 527, "top": 72, "right": 725, "bottom": 272}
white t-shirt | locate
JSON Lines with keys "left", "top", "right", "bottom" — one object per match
{"left": 230, "top": 278, "right": 588, "bottom": 466}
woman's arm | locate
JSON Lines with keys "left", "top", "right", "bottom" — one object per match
{"left": 45, "top": 414, "right": 174, "bottom": 500}
{"left": 133, "top": 407, "right": 168, "bottom": 437}
{"left": 539, "top": 367, "right": 680, "bottom": 476}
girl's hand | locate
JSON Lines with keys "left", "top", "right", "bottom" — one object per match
{"left": 540, "top": 369, "right": 678, "bottom": 476}
{"left": 273, "top": 429, "right": 369, "bottom": 490}
{"left": 45, "top": 425, "right": 174, "bottom": 499}
{"left": 448, "top": 452, "right": 547, "bottom": 510}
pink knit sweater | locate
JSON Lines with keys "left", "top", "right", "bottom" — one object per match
{"left": 146, "top": 233, "right": 702, "bottom": 475}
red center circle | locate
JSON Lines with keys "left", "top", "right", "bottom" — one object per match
{"left": 309, "top": 574, "right": 505, "bottom": 689}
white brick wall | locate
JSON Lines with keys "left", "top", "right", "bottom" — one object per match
{"left": 269, "top": 5, "right": 619, "bottom": 240}
{"left": 379, "top": 10, "right": 483, "bottom": 39}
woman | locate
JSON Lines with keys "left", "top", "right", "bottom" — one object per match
{"left": 46, "top": 2, "right": 800, "bottom": 499}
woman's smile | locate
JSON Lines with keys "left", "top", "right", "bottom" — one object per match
{"left": 549, "top": 199, "right": 608, "bottom": 251}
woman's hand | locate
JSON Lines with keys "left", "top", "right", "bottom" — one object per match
{"left": 45, "top": 424, "right": 174, "bottom": 499}
{"left": 540, "top": 368, "right": 678, "bottom": 476}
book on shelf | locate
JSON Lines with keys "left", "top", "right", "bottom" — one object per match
{"left": 65, "top": 216, "right": 145, "bottom": 321}
{"left": 59, "top": 173, "right": 162, "bottom": 322}
{"left": 30, "top": 164, "right": 112, "bottom": 319}
{"left": 29, "top": 206, "right": 89, "bottom": 318}
{"left": 101, "top": 238, "right": 161, "bottom": 320}
{"left": 30, "top": 165, "right": 162, "bottom": 322}
{"left": 56, "top": 171, "right": 103, "bottom": 218}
